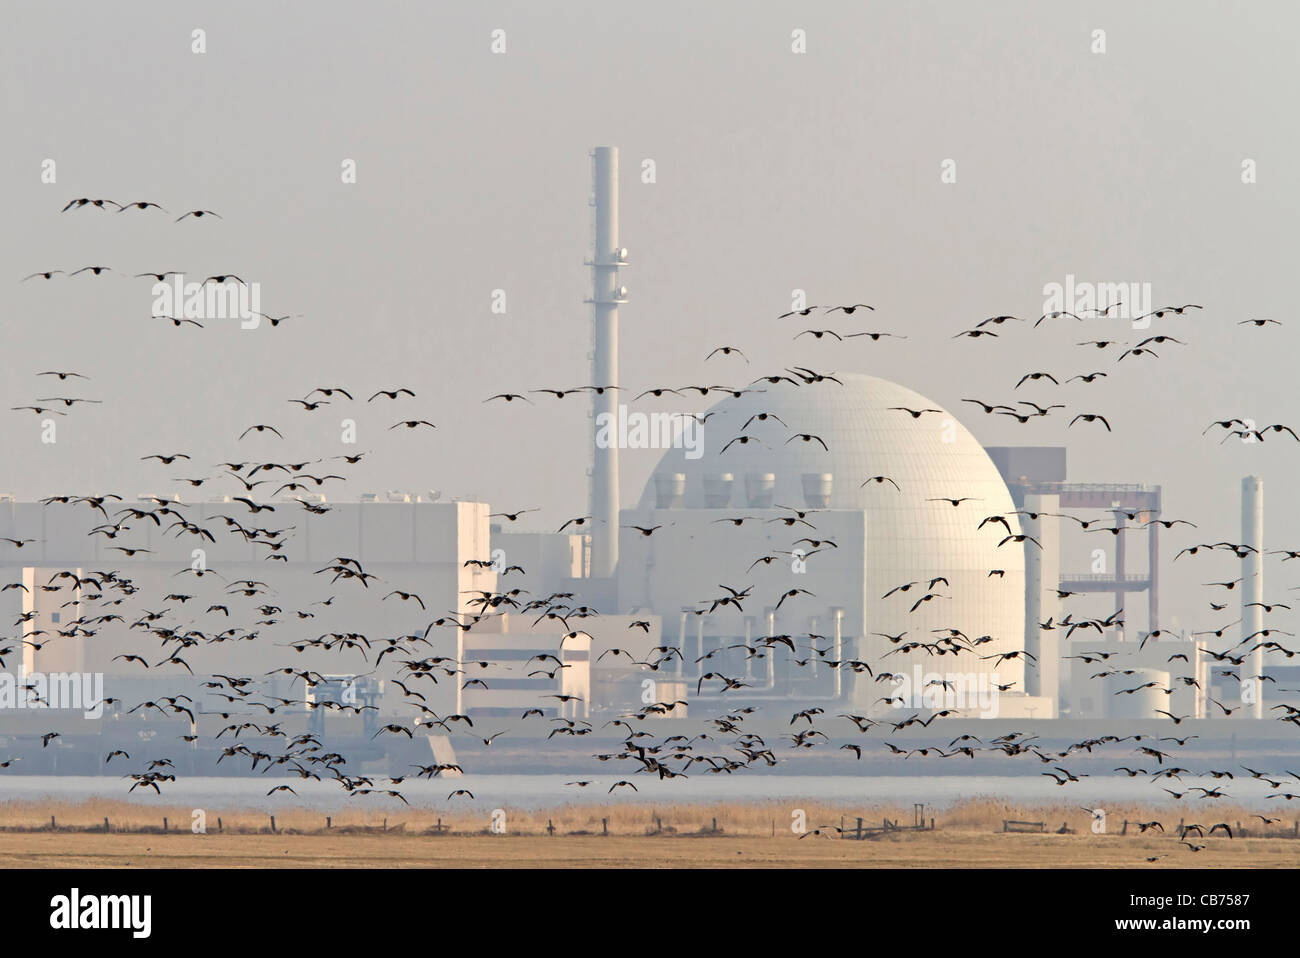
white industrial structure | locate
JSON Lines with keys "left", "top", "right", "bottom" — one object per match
{"left": 0, "top": 145, "right": 1289, "bottom": 739}
{"left": 1020, "top": 493, "right": 1059, "bottom": 713}
{"left": 616, "top": 373, "right": 1046, "bottom": 717}
{"left": 587, "top": 146, "right": 626, "bottom": 582}
{"left": 1241, "top": 475, "right": 1264, "bottom": 720}
{"left": 0, "top": 497, "right": 498, "bottom": 718}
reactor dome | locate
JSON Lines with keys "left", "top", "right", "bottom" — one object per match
{"left": 629, "top": 372, "right": 1027, "bottom": 700}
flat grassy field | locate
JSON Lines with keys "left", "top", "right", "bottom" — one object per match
{"left": 3, "top": 829, "right": 1299, "bottom": 868}
{"left": 1, "top": 796, "right": 1297, "bottom": 867}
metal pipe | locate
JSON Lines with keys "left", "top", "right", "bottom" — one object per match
{"left": 807, "top": 615, "right": 819, "bottom": 681}
{"left": 1148, "top": 512, "right": 1160, "bottom": 633}
{"left": 1193, "top": 639, "right": 1206, "bottom": 719}
{"left": 1113, "top": 510, "right": 1127, "bottom": 638}
{"left": 765, "top": 609, "right": 776, "bottom": 690}
{"left": 832, "top": 608, "right": 844, "bottom": 700}
{"left": 1242, "top": 476, "right": 1264, "bottom": 719}
{"left": 1023, "top": 511, "right": 1044, "bottom": 694}
{"left": 695, "top": 614, "right": 705, "bottom": 676}
{"left": 677, "top": 609, "right": 688, "bottom": 680}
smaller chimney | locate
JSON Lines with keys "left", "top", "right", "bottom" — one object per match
{"left": 653, "top": 473, "right": 686, "bottom": 509}
{"left": 801, "top": 473, "right": 833, "bottom": 509}
{"left": 702, "top": 473, "right": 735, "bottom": 508}
{"left": 745, "top": 472, "right": 776, "bottom": 508}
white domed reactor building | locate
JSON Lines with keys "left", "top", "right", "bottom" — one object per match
{"left": 615, "top": 372, "right": 1051, "bottom": 717}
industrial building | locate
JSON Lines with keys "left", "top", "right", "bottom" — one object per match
{"left": 0, "top": 496, "right": 496, "bottom": 718}
{"left": 0, "top": 145, "right": 1290, "bottom": 778}
{"left": 616, "top": 373, "right": 1048, "bottom": 718}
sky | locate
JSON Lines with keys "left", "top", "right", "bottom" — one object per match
{"left": 2, "top": 0, "right": 1298, "bottom": 632}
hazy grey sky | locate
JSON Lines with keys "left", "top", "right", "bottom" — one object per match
{"left": 2, "top": 1, "right": 1298, "bottom": 631}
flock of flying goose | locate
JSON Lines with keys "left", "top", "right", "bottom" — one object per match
{"left": 5, "top": 196, "right": 1297, "bottom": 857}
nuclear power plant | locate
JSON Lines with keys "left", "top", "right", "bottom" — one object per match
{"left": 0, "top": 146, "right": 1294, "bottom": 777}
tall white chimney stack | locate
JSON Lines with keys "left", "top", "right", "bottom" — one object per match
{"left": 589, "top": 147, "right": 624, "bottom": 578}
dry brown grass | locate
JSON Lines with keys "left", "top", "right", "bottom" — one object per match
{"left": 1, "top": 795, "right": 1293, "bottom": 837}
{"left": 1, "top": 829, "right": 1297, "bottom": 869}
{"left": 0, "top": 795, "right": 1297, "bottom": 866}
